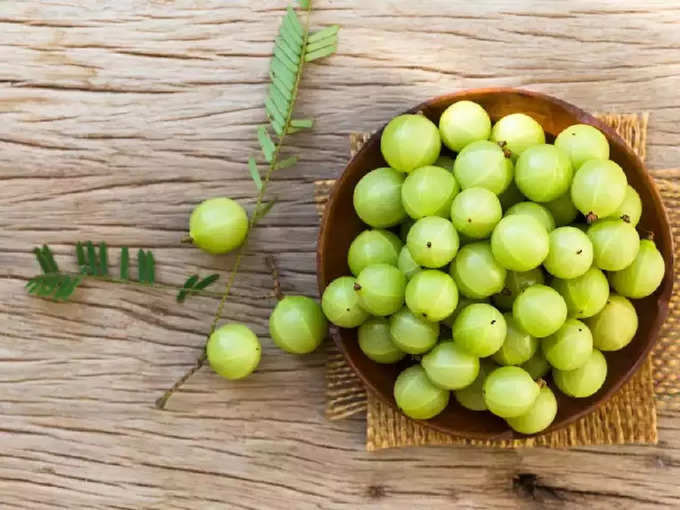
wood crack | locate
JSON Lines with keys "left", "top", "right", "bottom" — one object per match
{"left": 12, "top": 83, "right": 181, "bottom": 94}
{"left": 513, "top": 473, "right": 666, "bottom": 506}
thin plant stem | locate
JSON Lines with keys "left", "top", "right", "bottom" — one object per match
{"left": 30, "top": 272, "right": 273, "bottom": 300}
{"left": 155, "top": 2, "right": 314, "bottom": 409}
{"left": 91, "top": 274, "right": 226, "bottom": 298}
{"left": 266, "top": 255, "right": 284, "bottom": 301}
{"left": 154, "top": 351, "right": 207, "bottom": 409}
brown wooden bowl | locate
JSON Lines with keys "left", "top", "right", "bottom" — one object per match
{"left": 316, "top": 88, "right": 674, "bottom": 440}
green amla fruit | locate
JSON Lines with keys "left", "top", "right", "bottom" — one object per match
{"left": 207, "top": 324, "right": 261, "bottom": 380}
{"left": 189, "top": 198, "right": 249, "bottom": 254}
{"left": 269, "top": 296, "right": 328, "bottom": 354}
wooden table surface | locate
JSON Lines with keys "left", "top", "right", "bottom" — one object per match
{"left": 1, "top": 1, "right": 679, "bottom": 508}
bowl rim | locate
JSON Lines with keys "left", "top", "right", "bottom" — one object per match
{"left": 316, "top": 87, "right": 675, "bottom": 440}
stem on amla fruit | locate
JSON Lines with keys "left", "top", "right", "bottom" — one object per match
{"left": 496, "top": 140, "right": 512, "bottom": 159}
{"left": 266, "top": 255, "right": 284, "bottom": 301}
{"left": 585, "top": 212, "right": 598, "bottom": 224}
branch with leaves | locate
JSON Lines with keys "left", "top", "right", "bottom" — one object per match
{"left": 155, "top": 0, "right": 339, "bottom": 409}
{"left": 22, "top": 0, "right": 338, "bottom": 410}
{"left": 27, "top": 243, "right": 222, "bottom": 302}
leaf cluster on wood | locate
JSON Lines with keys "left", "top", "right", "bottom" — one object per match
{"left": 156, "top": 0, "right": 339, "bottom": 408}
{"left": 27, "top": 243, "right": 219, "bottom": 303}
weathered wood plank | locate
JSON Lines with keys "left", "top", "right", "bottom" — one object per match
{"left": 1, "top": 1, "right": 679, "bottom": 508}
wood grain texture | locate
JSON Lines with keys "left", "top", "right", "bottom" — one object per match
{"left": 1, "top": 1, "right": 679, "bottom": 508}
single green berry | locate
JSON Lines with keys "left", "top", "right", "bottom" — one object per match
{"left": 321, "top": 276, "right": 370, "bottom": 328}
{"left": 353, "top": 167, "right": 407, "bottom": 228}
{"left": 207, "top": 324, "right": 261, "bottom": 380}
{"left": 358, "top": 317, "right": 406, "bottom": 364}
{"left": 438, "top": 100, "right": 491, "bottom": 152}
{"left": 269, "top": 296, "right": 328, "bottom": 354}
{"left": 189, "top": 198, "right": 248, "bottom": 254}
{"left": 380, "top": 114, "right": 441, "bottom": 173}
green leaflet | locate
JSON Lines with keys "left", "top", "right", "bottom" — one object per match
{"left": 120, "top": 247, "right": 129, "bottom": 281}
{"left": 138, "top": 249, "right": 155, "bottom": 284}
{"left": 258, "top": 126, "right": 276, "bottom": 162}
{"left": 290, "top": 118, "right": 313, "bottom": 129}
{"left": 248, "top": 157, "right": 263, "bottom": 191}
{"left": 276, "top": 33, "right": 300, "bottom": 57}
{"left": 305, "top": 43, "right": 337, "bottom": 62}
{"left": 99, "top": 242, "right": 109, "bottom": 276}
{"left": 308, "top": 24, "right": 338, "bottom": 44}
{"left": 86, "top": 241, "right": 98, "bottom": 275}
{"left": 268, "top": 84, "right": 289, "bottom": 119}
{"left": 270, "top": 57, "right": 296, "bottom": 89}
{"left": 265, "top": 97, "right": 286, "bottom": 135}
{"left": 306, "top": 35, "right": 336, "bottom": 53}
{"left": 26, "top": 273, "right": 83, "bottom": 302}
{"left": 176, "top": 273, "right": 220, "bottom": 303}
{"left": 53, "top": 275, "right": 84, "bottom": 300}
{"left": 252, "top": 199, "right": 277, "bottom": 224}
{"left": 276, "top": 35, "right": 300, "bottom": 65}
{"left": 28, "top": 244, "right": 80, "bottom": 301}
{"left": 274, "top": 45, "right": 298, "bottom": 73}
{"left": 286, "top": 6, "right": 303, "bottom": 34}
{"left": 276, "top": 155, "right": 298, "bottom": 170}
{"left": 76, "top": 241, "right": 110, "bottom": 276}
{"left": 33, "top": 245, "right": 59, "bottom": 274}
{"left": 306, "top": 24, "right": 338, "bottom": 62}
{"left": 177, "top": 274, "right": 199, "bottom": 303}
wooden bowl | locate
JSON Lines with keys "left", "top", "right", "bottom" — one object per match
{"left": 317, "top": 88, "right": 674, "bottom": 439}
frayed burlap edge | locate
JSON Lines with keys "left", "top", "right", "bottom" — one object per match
{"left": 652, "top": 175, "right": 680, "bottom": 407}
{"left": 366, "top": 358, "right": 656, "bottom": 450}
{"left": 317, "top": 113, "right": 675, "bottom": 450}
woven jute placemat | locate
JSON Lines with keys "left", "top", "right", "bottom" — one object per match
{"left": 315, "top": 112, "right": 680, "bottom": 450}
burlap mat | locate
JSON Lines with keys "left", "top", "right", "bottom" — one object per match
{"left": 316, "top": 112, "right": 679, "bottom": 450}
